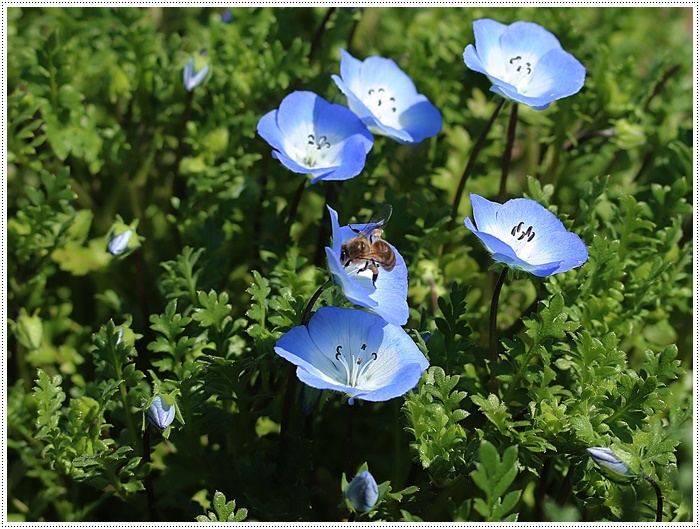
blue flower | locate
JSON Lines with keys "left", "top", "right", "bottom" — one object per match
{"left": 325, "top": 206, "right": 408, "bottom": 326}
{"left": 274, "top": 307, "right": 429, "bottom": 404}
{"left": 463, "top": 19, "right": 586, "bottom": 110}
{"left": 332, "top": 49, "right": 442, "bottom": 144}
{"left": 146, "top": 396, "right": 176, "bottom": 430}
{"left": 587, "top": 447, "right": 636, "bottom": 478}
{"left": 257, "top": 91, "right": 373, "bottom": 184}
{"left": 464, "top": 194, "right": 588, "bottom": 277}
{"left": 183, "top": 55, "right": 210, "bottom": 92}
{"left": 345, "top": 470, "right": 379, "bottom": 512}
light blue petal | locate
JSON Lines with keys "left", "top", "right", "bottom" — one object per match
{"left": 365, "top": 241, "right": 409, "bottom": 326}
{"left": 359, "top": 56, "right": 418, "bottom": 100}
{"left": 338, "top": 48, "right": 363, "bottom": 90}
{"left": 587, "top": 447, "right": 635, "bottom": 477}
{"left": 325, "top": 210, "right": 408, "bottom": 325}
{"left": 469, "top": 193, "right": 504, "bottom": 235}
{"left": 468, "top": 19, "right": 508, "bottom": 78}
{"left": 395, "top": 97, "right": 442, "bottom": 144}
{"left": 499, "top": 21, "right": 563, "bottom": 61}
{"left": 275, "top": 91, "right": 319, "bottom": 144}
{"left": 256, "top": 109, "right": 286, "bottom": 153}
{"left": 522, "top": 48, "right": 586, "bottom": 102}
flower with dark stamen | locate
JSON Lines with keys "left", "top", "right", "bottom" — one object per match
{"left": 464, "top": 193, "right": 588, "bottom": 276}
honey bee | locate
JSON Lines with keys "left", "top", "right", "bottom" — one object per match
{"left": 340, "top": 205, "right": 396, "bottom": 286}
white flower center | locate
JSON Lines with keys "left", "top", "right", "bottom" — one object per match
{"left": 362, "top": 87, "right": 401, "bottom": 127}
{"left": 509, "top": 220, "right": 536, "bottom": 256}
{"left": 503, "top": 55, "right": 535, "bottom": 93}
{"left": 288, "top": 132, "right": 342, "bottom": 169}
{"left": 333, "top": 343, "right": 378, "bottom": 388}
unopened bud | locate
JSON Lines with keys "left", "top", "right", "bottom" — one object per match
{"left": 146, "top": 396, "right": 176, "bottom": 430}
{"left": 587, "top": 447, "right": 636, "bottom": 478}
{"left": 345, "top": 470, "right": 379, "bottom": 512}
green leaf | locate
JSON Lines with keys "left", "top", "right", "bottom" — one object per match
{"left": 195, "top": 490, "right": 248, "bottom": 522}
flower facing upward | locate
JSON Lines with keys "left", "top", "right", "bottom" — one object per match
{"left": 587, "top": 447, "right": 636, "bottom": 478}
{"left": 464, "top": 194, "right": 588, "bottom": 277}
{"left": 332, "top": 49, "right": 442, "bottom": 144}
{"left": 257, "top": 91, "right": 373, "bottom": 183}
{"left": 463, "top": 19, "right": 586, "bottom": 110}
{"left": 146, "top": 396, "right": 176, "bottom": 430}
{"left": 274, "top": 307, "right": 429, "bottom": 404}
{"left": 325, "top": 206, "right": 408, "bottom": 326}
{"left": 183, "top": 55, "right": 210, "bottom": 92}
{"left": 345, "top": 470, "right": 379, "bottom": 512}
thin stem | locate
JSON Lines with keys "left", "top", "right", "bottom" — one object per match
{"left": 642, "top": 474, "right": 664, "bottom": 522}
{"left": 173, "top": 89, "right": 194, "bottom": 202}
{"left": 346, "top": 403, "right": 354, "bottom": 475}
{"left": 279, "top": 280, "right": 332, "bottom": 463}
{"left": 449, "top": 98, "right": 506, "bottom": 226}
{"left": 308, "top": 7, "right": 337, "bottom": 61}
{"left": 286, "top": 178, "right": 308, "bottom": 228}
{"left": 489, "top": 268, "right": 508, "bottom": 393}
{"left": 301, "top": 281, "right": 332, "bottom": 326}
{"left": 133, "top": 250, "right": 151, "bottom": 340}
{"left": 313, "top": 181, "right": 338, "bottom": 267}
{"left": 142, "top": 423, "right": 158, "bottom": 521}
{"left": 498, "top": 103, "right": 518, "bottom": 202}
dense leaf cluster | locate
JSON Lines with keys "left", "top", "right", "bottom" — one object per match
{"left": 7, "top": 6, "right": 692, "bottom": 522}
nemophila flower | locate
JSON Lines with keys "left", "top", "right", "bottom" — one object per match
{"left": 257, "top": 91, "right": 373, "bottom": 183}
{"left": 345, "top": 470, "right": 379, "bottom": 512}
{"left": 183, "top": 53, "right": 210, "bottom": 92}
{"left": 332, "top": 49, "right": 442, "bottom": 144}
{"left": 587, "top": 447, "right": 636, "bottom": 478}
{"left": 274, "top": 307, "right": 429, "bottom": 404}
{"left": 463, "top": 19, "right": 585, "bottom": 110}
{"left": 464, "top": 194, "right": 588, "bottom": 277}
{"left": 325, "top": 206, "right": 408, "bottom": 326}
{"left": 146, "top": 396, "right": 176, "bottom": 430}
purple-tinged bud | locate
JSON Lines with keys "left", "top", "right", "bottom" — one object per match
{"left": 146, "top": 396, "right": 176, "bottom": 430}
{"left": 345, "top": 470, "right": 379, "bottom": 512}
{"left": 587, "top": 447, "right": 636, "bottom": 477}
{"left": 108, "top": 229, "right": 132, "bottom": 256}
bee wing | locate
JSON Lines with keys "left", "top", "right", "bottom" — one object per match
{"left": 349, "top": 204, "right": 393, "bottom": 237}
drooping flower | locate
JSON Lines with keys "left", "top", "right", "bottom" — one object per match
{"left": 464, "top": 194, "right": 588, "bottom": 277}
{"left": 463, "top": 19, "right": 586, "bottom": 110}
{"left": 332, "top": 49, "right": 442, "bottom": 144}
{"left": 257, "top": 91, "right": 374, "bottom": 183}
{"left": 183, "top": 53, "right": 210, "bottom": 92}
{"left": 325, "top": 206, "right": 408, "bottom": 326}
{"left": 587, "top": 447, "right": 636, "bottom": 478}
{"left": 274, "top": 307, "right": 429, "bottom": 404}
{"left": 146, "top": 395, "right": 176, "bottom": 430}
{"left": 345, "top": 470, "right": 379, "bottom": 512}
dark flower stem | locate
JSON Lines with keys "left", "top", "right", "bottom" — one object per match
{"left": 489, "top": 268, "right": 508, "bottom": 393}
{"left": 498, "top": 103, "right": 518, "bottom": 202}
{"left": 308, "top": 7, "right": 337, "bottom": 61}
{"left": 286, "top": 178, "right": 308, "bottom": 228}
{"left": 279, "top": 280, "right": 332, "bottom": 462}
{"left": 173, "top": 89, "right": 194, "bottom": 202}
{"left": 642, "top": 474, "right": 663, "bottom": 522}
{"left": 142, "top": 423, "right": 158, "bottom": 521}
{"left": 346, "top": 403, "right": 354, "bottom": 475}
{"left": 449, "top": 98, "right": 506, "bottom": 226}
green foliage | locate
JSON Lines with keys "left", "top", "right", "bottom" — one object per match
{"left": 7, "top": 6, "right": 692, "bottom": 522}
{"left": 195, "top": 491, "right": 248, "bottom": 522}
{"left": 470, "top": 441, "right": 522, "bottom": 521}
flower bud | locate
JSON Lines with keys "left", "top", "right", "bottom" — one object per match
{"left": 587, "top": 447, "right": 636, "bottom": 477}
{"left": 108, "top": 229, "right": 132, "bottom": 256}
{"left": 344, "top": 470, "right": 379, "bottom": 512}
{"left": 183, "top": 55, "right": 210, "bottom": 92}
{"left": 146, "top": 396, "right": 176, "bottom": 430}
